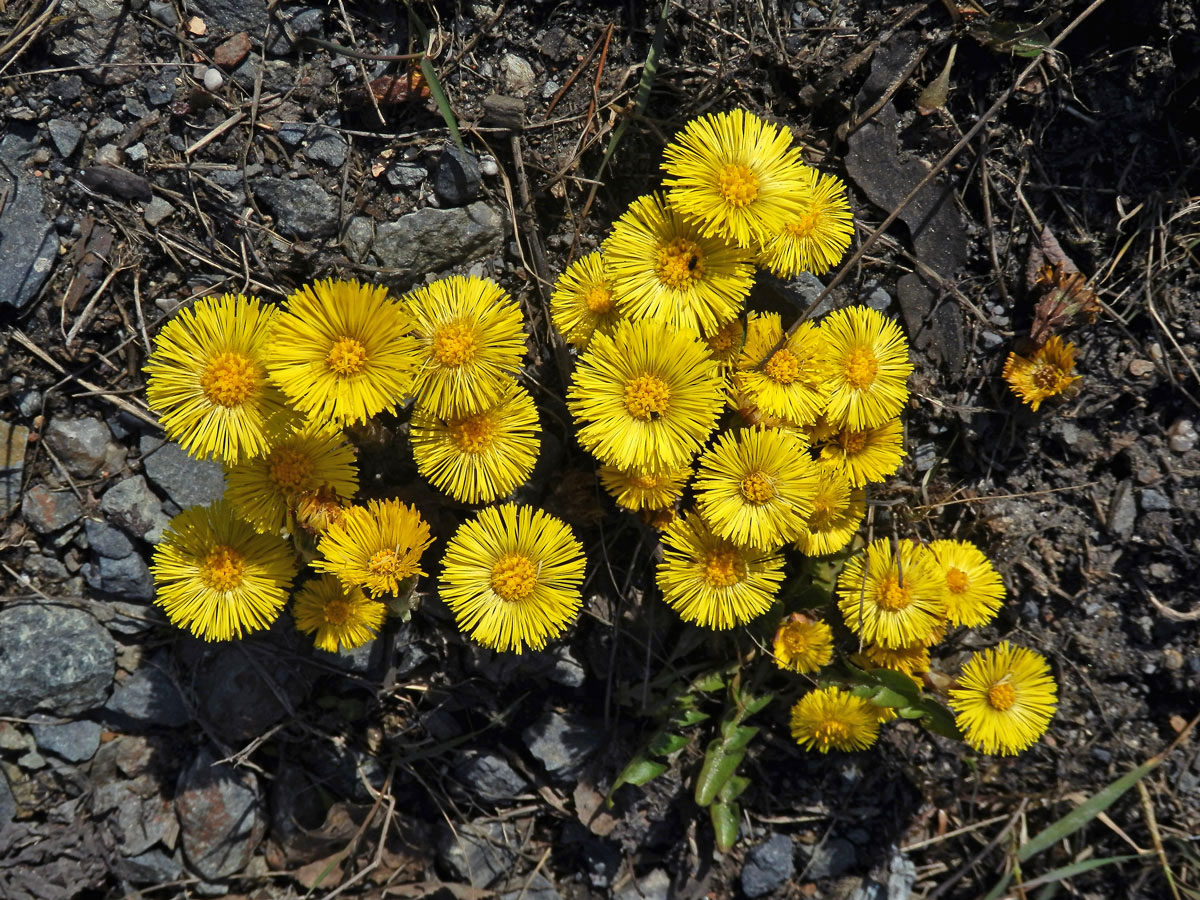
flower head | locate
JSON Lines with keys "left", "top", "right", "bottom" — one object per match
{"left": 265, "top": 279, "right": 420, "bottom": 431}
{"left": 145, "top": 293, "right": 293, "bottom": 464}
{"left": 693, "top": 427, "right": 820, "bottom": 550}
{"left": 550, "top": 251, "right": 623, "bottom": 349}
{"left": 816, "top": 417, "right": 905, "bottom": 488}
{"left": 790, "top": 687, "right": 880, "bottom": 753}
{"left": 705, "top": 317, "right": 746, "bottom": 368}
{"left": 820, "top": 306, "right": 912, "bottom": 431}
{"left": 293, "top": 484, "right": 350, "bottom": 536}
{"left": 567, "top": 318, "right": 724, "bottom": 472}
{"left": 150, "top": 499, "right": 297, "bottom": 641}
{"left": 757, "top": 169, "right": 854, "bottom": 277}
{"left": 856, "top": 642, "right": 931, "bottom": 676}
{"left": 440, "top": 503, "right": 586, "bottom": 654}
{"left": 598, "top": 464, "right": 690, "bottom": 512}
{"left": 662, "top": 109, "right": 812, "bottom": 248}
{"left": 836, "top": 538, "right": 945, "bottom": 648}
{"left": 225, "top": 428, "right": 358, "bottom": 534}
{"left": 928, "top": 539, "right": 1005, "bottom": 627}
{"left": 772, "top": 613, "right": 834, "bottom": 673}
{"left": 293, "top": 574, "right": 386, "bottom": 652}
{"left": 404, "top": 275, "right": 526, "bottom": 418}
{"left": 733, "top": 313, "right": 829, "bottom": 426}
{"left": 603, "top": 192, "right": 755, "bottom": 335}
{"left": 948, "top": 642, "right": 1058, "bottom": 755}
{"left": 314, "top": 499, "right": 433, "bottom": 598}
{"left": 411, "top": 380, "right": 540, "bottom": 504}
{"left": 657, "top": 511, "right": 784, "bottom": 629}
{"left": 1002, "top": 336, "right": 1081, "bottom": 411}
{"left": 792, "top": 469, "right": 865, "bottom": 557}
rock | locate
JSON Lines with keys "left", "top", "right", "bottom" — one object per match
{"left": 0, "top": 770, "right": 15, "bottom": 828}
{"left": 386, "top": 162, "right": 427, "bottom": 188}
{"left": 303, "top": 128, "right": 348, "bottom": 168}
{"left": 197, "top": 645, "right": 308, "bottom": 742}
{"left": 0, "top": 421, "right": 29, "bottom": 516}
{"left": 252, "top": 177, "right": 338, "bottom": 239}
{"left": 100, "top": 474, "right": 170, "bottom": 543}
{"left": 912, "top": 442, "right": 937, "bottom": 473}
{"left": 85, "top": 517, "right": 136, "bottom": 559}
{"left": 434, "top": 145, "right": 482, "bottom": 206}
{"left": 104, "top": 659, "right": 190, "bottom": 729}
{"left": 372, "top": 202, "right": 504, "bottom": 288}
{"left": 0, "top": 131, "right": 60, "bottom": 310}
{"left": 341, "top": 215, "right": 374, "bottom": 263}
{"left": 29, "top": 714, "right": 102, "bottom": 762}
{"left": 23, "top": 553, "right": 70, "bottom": 581}
{"left": 50, "top": 0, "right": 142, "bottom": 85}
{"left": 547, "top": 645, "right": 586, "bottom": 688}
{"left": 139, "top": 437, "right": 225, "bottom": 509}
{"left": 176, "top": 745, "right": 266, "bottom": 881}
{"left": 438, "top": 819, "right": 518, "bottom": 887}
{"left": 277, "top": 121, "right": 309, "bottom": 146}
{"left": 91, "top": 116, "right": 124, "bottom": 142}
{"left": 886, "top": 848, "right": 917, "bottom": 900}
{"left": 454, "top": 751, "right": 529, "bottom": 803}
{"left": 1141, "top": 489, "right": 1171, "bottom": 511}
{"left": 802, "top": 837, "right": 857, "bottom": 880}
{"left": 21, "top": 482, "right": 83, "bottom": 533}
{"left": 522, "top": 709, "right": 602, "bottom": 783}
{"left": 980, "top": 330, "right": 1004, "bottom": 349}
{"left": 43, "top": 416, "right": 114, "bottom": 478}
{"left": 148, "top": 0, "right": 179, "bottom": 26}
{"left": 0, "top": 604, "right": 115, "bottom": 716}
{"left": 125, "top": 142, "right": 149, "bottom": 163}
{"left": 212, "top": 31, "right": 251, "bottom": 68}
{"left": 188, "top": 0, "right": 269, "bottom": 38}
{"left": 741, "top": 833, "right": 795, "bottom": 898}
{"left": 788, "top": 272, "right": 833, "bottom": 317}
{"left": 144, "top": 70, "right": 178, "bottom": 106}
{"left": 203, "top": 67, "right": 224, "bottom": 91}
{"left": 111, "top": 848, "right": 186, "bottom": 885}
{"left": 48, "top": 118, "right": 82, "bottom": 157}
{"left": 1108, "top": 480, "right": 1137, "bottom": 539}
{"left": 615, "top": 869, "right": 670, "bottom": 900}
{"left": 863, "top": 284, "right": 892, "bottom": 311}
{"left": 143, "top": 196, "right": 175, "bottom": 227}
{"left": 500, "top": 53, "right": 536, "bottom": 97}
{"left": 87, "top": 553, "right": 156, "bottom": 601}
{"left": 499, "top": 873, "right": 561, "bottom": 900}
{"left": 266, "top": 7, "right": 324, "bottom": 55}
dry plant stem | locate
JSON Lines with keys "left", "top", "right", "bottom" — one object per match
{"left": 0, "top": 0, "right": 61, "bottom": 78}
{"left": 545, "top": 24, "right": 610, "bottom": 117}
{"left": 1138, "top": 780, "right": 1182, "bottom": 900}
{"left": 924, "top": 799, "right": 1029, "bottom": 900}
{"left": 774, "top": 0, "right": 1110, "bottom": 349}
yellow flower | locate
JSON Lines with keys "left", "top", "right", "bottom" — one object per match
{"left": 404, "top": 275, "right": 526, "bottom": 418}
{"left": 293, "top": 574, "right": 386, "bottom": 652}
{"left": 792, "top": 469, "right": 865, "bottom": 557}
{"left": 265, "top": 279, "right": 420, "bottom": 431}
{"left": 657, "top": 511, "right": 784, "bottom": 630}
{"left": 410, "top": 380, "right": 540, "bottom": 504}
{"left": 928, "top": 539, "right": 1005, "bottom": 627}
{"left": 603, "top": 192, "right": 755, "bottom": 336}
{"left": 145, "top": 293, "right": 293, "bottom": 464}
{"left": 820, "top": 306, "right": 913, "bottom": 431}
{"left": 705, "top": 317, "right": 746, "bottom": 368}
{"left": 549, "top": 250, "right": 623, "bottom": 349}
{"left": 790, "top": 687, "right": 880, "bottom": 753}
{"left": 1002, "top": 336, "right": 1081, "bottom": 411}
{"left": 757, "top": 169, "right": 855, "bottom": 277}
{"left": 772, "top": 613, "right": 834, "bottom": 673}
{"left": 314, "top": 499, "right": 432, "bottom": 598}
{"left": 662, "top": 109, "right": 812, "bottom": 248}
{"left": 836, "top": 538, "right": 945, "bottom": 648}
{"left": 733, "top": 313, "right": 829, "bottom": 426}
{"left": 693, "top": 427, "right": 819, "bottom": 550}
{"left": 150, "top": 499, "right": 297, "bottom": 641}
{"left": 598, "top": 464, "right": 690, "bottom": 512}
{"left": 567, "top": 318, "right": 724, "bottom": 472}
{"left": 225, "top": 427, "right": 358, "bottom": 534}
{"left": 440, "top": 503, "right": 586, "bottom": 654}
{"left": 855, "top": 642, "right": 931, "bottom": 676}
{"left": 292, "top": 484, "right": 350, "bottom": 536}
{"left": 948, "top": 642, "right": 1058, "bottom": 755}
{"left": 816, "top": 418, "right": 905, "bottom": 488}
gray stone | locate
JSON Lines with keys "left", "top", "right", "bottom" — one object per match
{"left": 499, "top": 873, "right": 560, "bottom": 900}
{"left": 386, "top": 163, "right": 427, "bottom": 188}
{"left": 615, "top": 869, "right": 669, "bottom": 900}
{"left": 143, "top": 196, "right": 175, "bottom": 227}
{"left": 197, "top": 646, "right": 307, "bottom": 742}
{"left": 23, "top": 553, "right": 70, "bottom": 581}
{"left": 87, "top": 553, "right": 155, "bottom": 600}
{"left": 434, "top": 145, "right": 482, "bottom": 206}
{"left": 912, "top": 442, "right": 937, "bottom": 473}
{"left": 0, "top": 769, "right": 14, "bottom": 828}
{"left": 252, "top": 177, "right": 338, "bottom": 239}
{"left": 522, "top": 709, "right": 602, "bottom": 783}
{"left": 373, "top": 202, "right": 504, "bottom": 288}
{"left": 144, "top": 69, "right": 178, "bottom": 107}
{"left": 176, "top": 745, "right": 266, "bottom": 881}
{"left": 85, "top": 517, "right": 136, "bottom": 559}
{"left": 864, "top": 285, "right": 892, "bottom": 311}
{"left": 500, "top": 53, "right": 536, "bottom": 97}
{"left": 1109, "top": 481, "right": 1137, "bottom": 538}
{"left": 980, "top": 330, "right": 1004, "bottom": 349}
{"left": 1141, "top": 489, "right": 1171, "bottom": 511}
{"left": 438, "top": 819, "right": 518, "bottom": 887}
{"left": 788, "top": 272, "right": 832, "bottom": 317}
{"left": 802, "top": 837, "right": 857, "bottom": 880}
{"left": 125, "top": 142, "right": 148, "bottom": 163}
{"left": 1, "top": 421, "right": 29, "bottom": 517}
{"left": 188, "top": 0, "right": 269, "bottom": 38}
{"left": 148, "top": 0, "right": 178, "bottom": 26}
{"left": 30, "top": 714, "right": 102, "bottom": 762}
{"left": 21, "top": 483, "right": 83, "bottom": 533}
{"left": 100, "top": 474, "right": 170, "bottom": 543}
{"left": 454, "top": 751, "right": 529, "bottom": 803}
{"left": 277, "top": 122, "right": 309, "bottom": 146}
{"left": 43, "top": 416, "right": 113, "bottom": 477}
{"left": 48, "top": 118, "right": 82, "bottom": 157}
{"left": 104, "top": 600, "right": 166, "bottom": 635}
{"left": 341, "top": 215, "right": 374, "bottom": 263}
{"left": 266, "top": 7, "right": 324, "bottom": 55}
{"left": 125, "top": 96, "right": 149, "bottom": 119}
{"left": 886, "top": 848, "right": 916, "bottom": 900}
{"left": 0, "top": 132, "right": 59, "bottom": 310}
{"left": 547, "top": 645, "right": 586, "bottom": 688}
{"left": 50, "top": 0, "right": 141, "bottom": 85}
{"left": 111, "top": 847, "right": 185, "bottom": 885}
{"left": 0, "top": 604, "right": 115, "bottom": 716}
{"left": 92, "top": 116, "right": 124, "bottom": 142}
{"left": 105, "top": 660, "right": 190, "bottom": 729}
{"left": 139, "top": 437, "right": 225, "bottom": 509}
{"left": 303, "top": 128, "right": 347, "bottom": 168}
{"left": 741, "top": 833, "right": 795, "bottom": 898}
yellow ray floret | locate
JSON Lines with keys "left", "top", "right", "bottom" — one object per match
{"left": 151, "top": 499, "right": 297, "bottom": 641}
{"left": 704, "top": 317, "right": 746, "bottom": 369}
{"left": 598, "top": 464, "right": 690, "bottom": 512}
{"left": 733, "top": 313, "right": 830, "bottom": 426}
{"left": 948, "top": 642, "right": 1058, "bottom": 755}
{"left": 772, "top": 613, "right": 834, "bottom": 673}
{"left": 790, "top": 687, "right": 880, "bottom": 753}
{"left": 836, "top": 538, "right": 945, "bottom": 649}
{"left": 314, "top": 498, "right": 432, "bottom": 598}
{"left": 1002, "top": 335, "right": 1081, "bottom": 412}
{"left": 816, "top": 417, "right": 906, "bottom": 488}
{"left": 928, "top": 539, "right": 1006, "bottom": 627}
{"left": 757, "top": 168, "right": 855, "bottom": 277}
{"left": 820, "top": 306, "right": 913, "bottom": 431}
{"left": 854, "top": 642, "right": 931, "bottom": 676}
{"left": 293, "top": 573, "right": 386, "bottom": 652}
{"left": 145, "top": 293, "right": 294, "bottom": 464}
{"left": 440, "top": 503, "right": 586, "bottom": 654}
{"left": 549, "top": 250, "right": 623, "bottom": 350}
{"left": 657, "top": 511, "right": 784, "bottom": 630}
{"left": 792, "top": 468, "right": 865, "bottom": 557}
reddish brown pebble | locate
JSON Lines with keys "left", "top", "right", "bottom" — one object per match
{"left": 212, "top": 31, "right": 250, "bottom": 68}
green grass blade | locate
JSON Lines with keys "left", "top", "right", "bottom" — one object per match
{"left": 403, "top": 1, "right": 463, "bottom": 149}
{"left": 1022, "top": 854, "right": 1144, "bottom": 891}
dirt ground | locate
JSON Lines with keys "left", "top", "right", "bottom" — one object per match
{"left": 1, "top": 0, "right": 1199, "bottom": 898}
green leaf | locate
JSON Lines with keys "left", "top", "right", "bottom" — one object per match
{"left": 739, "top": 692, "right": 774, "bottom": 718}
{"left": 694, "top": 737, "right": 748, "bottom": 807}
{"left": 607, "top": 757, "right": 669, "bottom": 802}
{"left": 852, "top": 684, "right": 910, "bottom": 708}
{"left": 648, "top": 732, "right": 689, "bottom": 756}
{"left": 693, "top": 671, "right": 729, "bottom": 693}
{"left": 915, "top": 698, "right": 962, "bottom": 740}
{"left": 711, "top": 800, "right": 741, "bottom": 853}
{"left": 865, "top": 668, "right": 921, "bottom": 703}
{"left": 674, "top": 709, "right": 710, "bottom": 728}
{"left": 718, "top": 774, "right": 750, "bottom": 804}
{"left": 1022, "top": 855, "right": 1144, "bottom": 891}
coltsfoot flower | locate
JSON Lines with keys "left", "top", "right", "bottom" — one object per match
{"left": 314, "top": 499, "right": 432, "bottom": 598}
{"left": 790, "top": 687, "right": 880, "bottom": 753}
{"left": 757, "top": 169, "right": 854, "bottom": 277}
{"left": 1002, "top": 335, "right": 1081, "bottom": 411}
{"left": 836, "top": 538, "right": 945, "bottom": 649}
{"left": 293, "top": 574, "right": 385, "bottom": 652}
{"left": 820, "top": 306, "right": 912, "bottom": 431}
{"left": 948, "top": 642, "right": 1058, "bottom": 755}
{"left": 772, "top": 613, "right": 834, "bottom": 673}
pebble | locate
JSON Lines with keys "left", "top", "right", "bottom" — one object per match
{"left": 176, "top": 745, "right": 266, "bottom": 881}
{"left": 266, "top": 7, "right": 323, "bottom": 55}
{"left": 43, "top": 417, "right": 115, "bottom": 477}
{"left": 47, "top": 118, "right": 82, "bottom": 157}
{"left": 788, "top": 272, "right": 832, "bottom": 316}
{"left": 0, "top": 421, "right": 29, "bottom": 516}
{"left": 105, "top": 659, "right": 191, "bottom": 729}
{"left": 341, "top": 215, "right": 375, "bottom": 263}
{"left": 124, "top": 96, "right": 150, "bottom": 119}
{"left": 144, "top": 71, "right": 177, "bottom": 106}
{"left": 887, "top": 848, "right": 917, "bottom": 900}
{"left": 93, "top": 143, "right": 123, "bottom": 167}
{"left": 302, "top": 128, "right": 348, "bottom": 168}
{"left": 252, "top": 177, "right": 338, "bottom": 239}
{"left": 1128, "top": 358, "right": 1155, "bottom": 377}
{"left": 142, "top": 196, "right": 175, "bottom": 226}
{"left": 863, "top": 284, "right": 892, "bottom": 311}
{"left": 112, "top": 848, "right": 185, "bottom": 885}
{"left": 499, "top": 873, "right": 561, "bottom": 900}
{"left": 500, "top": 53, "right": 536, "bottom": 97}
{"left": 86, "top": 553, "right": 155, "bottom": 601}
{"left": 212, "top": 31, "right": 251, "bottom": 68}
{"left": 542, "top": 79, "right": 560, "bottom": 99}
{"left": 615, "top": 869, "right": 670, "bottom": 900}
{"left": 802, "top": 837, "right": 858, "bottom": 880}
{"left": 21, "top": 483, "right": 83, "bottom": 533}
{"left": 139, "top": 437, "right": 225, "bottom": 508}
{"left": 438, "top": 819, "right": 518, "bottom": 887}
{"left": 203, "top": 67, "right": 224, "bottom": 91}
{"left": 0, "top": 772, "right": 15, "bottom": 828}
{"left": 912, "top": 442, "right": 938, "bottom": 473}
{"left": 372, "top": 201, "right": 504, "bottom": 288}
{"left": 85, "top": 516, "right": 135, "bottom": 559}
{"left": 92, "top": 116, "right": 124, "bottom": 142}
{"left": 1167, "top": 418, "right": 1196, "bottom": 453}
{"left": 0, "top": 604, "right": 114, "bottom": 717}
{"left": 0, "top": 133, "right": 59, "bottom": 310}
{"left": 434, "top": 145, "right": 483, "bottom": 206}
{"left": 148, "top": 0, "right": 179, "bottom": 26}
{"left": 479, "top": 155, "right": 499, "bottom": 176}
{"left": 100, "top": 474, "right": 171, "bottom": 543}
{"left": 386, "top": 162, "right": 427, "bottom": 188}
{"left": 277, "top": 121, "right": 309, "bottom": 146}
{"left": 29, "top": 714, "right": 102, "bottom": 762}
{"left": 1140, "top": 488, "right": 1171, "bottom": 512}
{"left": 980, "top": 330, "right": 1004, "bottom": 349}
{"left": 454, "top": 751, "right": 529, "bottom": 803}
{"left": 741, "top": 833, "right": 796, "bottom": 898}
{"left": 547, "top": 645, "right": 586, "bottom": 687}
{"left": 125, "top": 142, "right": 148, "bottom": 163}
{"left": 522, "top": 709, "right": 602, "bottom": 783}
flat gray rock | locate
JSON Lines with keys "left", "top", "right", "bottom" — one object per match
{"left": 176, "top": 745, "right": 265, "bottom": 881}
{"left": 196, "top": 645, "right": 308, "bottom": 742}
{"left": 454, "top": 751, "right": 529, "bottom": 803}
{"left": 42, "top": 416, "right": 113, "bottom": 478}
{"left": 85, "top": 517, "right": 136, "bottom": 559}
{"left": 373, "top": 202, "right": 503, "bottom": 288}
{"left": 100, "top": 474, "right": 170, "bottom": 543}
{"left": 522, "top": 709, "right": 602, "bottom": 783}
{"left": 252, "top": 177, "right": 338, "bottom": 239}
{"left": 21, "top": 483, "right": 83, "bottom": 533}
{"left": 105, "top": 660, "right": 190, "bottom": 729}
{"left": 438, "top": 819, "right": 518, "bottom": 887}
{"left": 742, "top": 833, "right": 795, "bottom": 898}
{"left": 30, "top": 714, "right": 102, "bottom": 762}
{"left": 0, "top": 132, "right": 59, "bottom": 310}
{"left": 139, "top": 437, "right": 225, "bottom": 509}
{"left": 0, "top": 604, "right": 114, "bottom": 717}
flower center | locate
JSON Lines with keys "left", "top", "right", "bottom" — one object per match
{"left": 716, "top": 163, "right": 760, "bottom": 207}
{"left": 324, "top": 597, "right": 351, "bottom": 625}
{"left": 584, "top": 285, "right": 614, "bottom": 314}
{"left": 655, "top": 237, "right": 706, "bottom": 290}
{"left": 877, "top": 574, "right": 912, "bottom": 611}
{"left": 987, "top": 681, "right": 1017, "bottom": 711}
{"left": 780, "top": 624, "right": 812, "bottom": 655}
{"left": 785, "top": 208, "right": 822, "bottom": 240}
{"left": 631, "top": 473, "right": 661, "bottom": 490}
{"left": 490, "top": 552, "right": 538, "bottom": 601}
{"left": 624, "top": 374, "right": 672, "bottom": 420}
{"left": 432, "top": 321, "right": 479, "bottom": 368}
{"left": 739, "top": 471, "right": 776, "bottom": 504}
{"left": 268, "top": 448, "right": 314, "bottom": 492}
{"left": 326, "top": 337, "right": 369, "bottom": 376}
{"left": 839, "top": 429, "right": 867, "bottom": 455}
{"left": 1032, "top": 364, "right": 1062, "bottom": 391}
{"left": 449, "top": 412, "right": 498, "bottom": 455}
{"left": 199, "top": 545, "right": 246, "bottom": 592}
{"left": 844, "top": 347, "right": 880, "bottom": 389}
{"left": 764, "top": 348, "right": 801, "bottom": 384}
{"left": 945, "top": 567, "right": 970, "bottom": 595}
{"left": 200, "top": 352, "right": 260, "bottom": 407}
{"left": 368, "top": 548, "right": 403, "bottom": 578}
{"left": 707, "top": 321, "right": 740, "bottom": 354}
{"left": 814, "top": 719, "right": 851, "bottom": 745}
{"left": 702, "top": 548, "right": 745, "bottom": 588}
